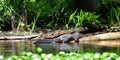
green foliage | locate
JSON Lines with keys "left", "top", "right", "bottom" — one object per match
{"left": 0, "top": 0, "right": 14, "bottom": 30}
{"left": 3, "top": 47, "right": 120, "bottom": 60}
{"left": 0, "top": 55, "right": 3, "bottom": 60}
{"left": 17, "top": 20, "right": 26, "bottom": 30}
{"left": 26, "top": 0, "right": 73, "bottom": 28}
{"left": 108, "top": 7, "right": 120, "bottom": 26}
{"left": 0, "top": 0, "right": 120, "bottom": 30}
{"left": 100, "top": 0, "right": 120, "bottom": 26}
{"left": 66, "top": 9, "right": 77, "bottom": 29}
{"left": 66, "top": 10, "right": 100, "bottom": 29}
{"left": 37, "top": 47, "right": 42, "bottom": 53}
{"left": 0, "top": 0, "right": 74, "bottom": 30}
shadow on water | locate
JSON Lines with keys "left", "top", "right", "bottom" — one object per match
{"left": 35, "top": 43, "right": 80, "bottom": 54}
{"left": 36, "top": 43, "right": 120, "bottom": 55}
{"left": 0, "top": 40, "right": 120, "bottom": 57}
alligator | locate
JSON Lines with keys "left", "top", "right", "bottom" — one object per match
{"left": 34, "top": 32, "right": 80, "bottom": 44}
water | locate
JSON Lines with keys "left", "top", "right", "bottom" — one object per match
{"left": 0, "top": 40, "right": 120, "bottom": 57}
{"left": 0, "top": 40, "right": 36, "bottom": 57}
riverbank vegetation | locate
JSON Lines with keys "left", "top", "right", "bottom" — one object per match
{"left": 0, "top": 0, "right": 120, "bottom": 32}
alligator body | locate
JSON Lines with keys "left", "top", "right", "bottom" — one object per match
{"left": 34, "top": 32, "right": 80, "bottom": 44}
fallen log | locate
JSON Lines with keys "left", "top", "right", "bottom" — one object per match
{"left": 0, "top": 34, "right": 40, "bottom": 40}
{"left": 79, "top": 32, "right": 120, "bottom": 41}
{"left": 79, "top": 40, "right": 120, "bottom": 47}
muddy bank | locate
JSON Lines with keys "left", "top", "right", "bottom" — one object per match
{"left": 0, "top": 27, "right": 85, "bottom": 40}
{"left": 0, "top": 24, "right": 120, "bottom": 40}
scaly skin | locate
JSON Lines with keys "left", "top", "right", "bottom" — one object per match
{"left": 35, "top": 32, "right": 80, "bottom": 44}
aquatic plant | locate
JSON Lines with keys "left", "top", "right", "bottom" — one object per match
{"left": 2, "top": 47, "right": 120, "bottom": 60}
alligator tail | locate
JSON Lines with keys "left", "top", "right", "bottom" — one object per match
{"left": 34, "top": 39, "right": 53, "bottom": 44}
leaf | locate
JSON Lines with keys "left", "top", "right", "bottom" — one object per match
{"left": 37, "top": 47, "right": 42, "bottom": 53}
{"left": 21, "top": 51, "right": 27, "bottom": 55}
{"left": 68, "top": 9, "right": 77, "bottom": 24}
{"left": 30, "top": 0, "right": 36, "bottom": 3}
{"left": 65, "top": 24, "right": 68, "bottom": 29}
{"left": 0, "top": 55, "right": 3, "bottom": 60}
{"left": 26, "top": 52, "right": 33, "bottom": 56}
{"left": 0, "top": 6, "right": 3, "bottom": 11}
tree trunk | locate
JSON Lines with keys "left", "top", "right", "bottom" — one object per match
{"left": 22, "top": 1, "right": 27, "bottom": 25}
{"left": 11, "top": 14, "right": 16, "bottom": 31}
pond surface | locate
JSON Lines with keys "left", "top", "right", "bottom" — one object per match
{"left": 0, "top": 40, "right": 36, "bottom": 57}
{"left": 0, "top": 40, "right": 120, "bottom": 57}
